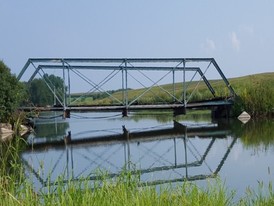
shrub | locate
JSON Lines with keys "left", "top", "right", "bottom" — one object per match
{"left": 0, "top": 61, "right": 26, "bottom": 122}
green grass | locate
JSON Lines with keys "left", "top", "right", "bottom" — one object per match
{"left": 1, "top": 137, "right": 274, "bottom": 205}
{"left": 232, "top": 73, "right": 274, "bottom": 117}
{"left": 1, "top": 167, "right": 274, "bottom": 206}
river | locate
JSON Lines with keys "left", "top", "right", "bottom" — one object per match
{"left": 21, "top": 111, "right": 274, "bottom": 198}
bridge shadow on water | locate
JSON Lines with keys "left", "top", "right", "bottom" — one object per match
{"left": 20, "top": 115, "right": 243, "bottom": 193}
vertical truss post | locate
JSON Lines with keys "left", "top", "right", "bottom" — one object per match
{"left": 53, "top": 87, "right": 56, "bottom": 105}
{"left": 122, "top": 59, "right": 128, "bottom": 117}
{"left": 67, "top": 66, "right": 71, "bottom": 105}
{"left": 172, "top": 68, "right": 175, "bottom": 102}
{"left": 122, "top": 67, "right": 125, "bottom": 105}
{"left": 62, "top": 60, "right": 67, "bottom": 117}
{"left": 125, "top": 60, "right": 128, "bottom": 107}
{"left": 183, "top": 60, "right": 186, "bottom": 106}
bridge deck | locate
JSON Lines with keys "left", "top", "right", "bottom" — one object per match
{"left": 20, "top": 98, "right": 233, "bottom": 112}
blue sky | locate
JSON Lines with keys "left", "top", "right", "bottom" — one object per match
{"left": 1, "top": 0, "right": 274, "bottom": 80}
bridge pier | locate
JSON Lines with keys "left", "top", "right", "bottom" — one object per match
{"left": 211, "top": 105, "right": 232, "bottom": 119}
{"left": 63, "top": 109, "right": 71, "bottom": 119}
{"left": 122, "top": 108, "right": 128, "bottom": 117}
{"left": 173, "top": 107, "right": 186, "bottom": 116}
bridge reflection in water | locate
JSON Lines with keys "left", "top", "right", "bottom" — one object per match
{"left": 21, "top": 121, "right": 237, "bottom": 191}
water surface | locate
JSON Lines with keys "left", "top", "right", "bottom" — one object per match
{"left": 21, "top": 111, "right": 274, "bottom": 197}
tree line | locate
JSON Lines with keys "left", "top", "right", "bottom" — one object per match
{"left": 0, "top": 61, "right": 25, "bottom": 122}
{"left": 27, "top": 74, "right": 64, "bottom": 106}
{"left": 0, "top": 60, "right": 64, "bottom": 122}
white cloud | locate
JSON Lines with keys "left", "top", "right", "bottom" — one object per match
{"left": 201, "top": 38, "right": 216, "bottom": 53}
{"left": 230, "top": 32, "right": 240, "bottom": 51}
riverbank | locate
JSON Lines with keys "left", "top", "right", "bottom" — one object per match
{"left": 0, "top": 123, "right": 31, "bottom": 142}
{"left": 229, "top": 72, "right": 274, "bottom": 117}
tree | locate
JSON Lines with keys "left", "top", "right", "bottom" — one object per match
{"left": 0, "top": 61, "right": 26, "bottom": 122}
{"left": 28, "top": 74, "right": 65, "bottom": 106}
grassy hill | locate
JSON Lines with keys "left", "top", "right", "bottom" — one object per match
{"left": 70, "top": 72, "right": 274, "bottom": 116}
{"left": 228, "top": 72, "right": 274, "bottom": 91}
{"left": 230, "top": 72, "right": 274, "bottom": 116}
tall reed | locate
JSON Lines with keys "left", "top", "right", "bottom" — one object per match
{"left": 235, "top": 80, "right": 274, "bottom": 117}
{"left": 1, "top": 155, "right": 274, "bottom": 205}
{"left": 0, "top": 136, "right": 28, "bottom": 205}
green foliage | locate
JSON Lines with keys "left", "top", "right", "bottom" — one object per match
{"left": 237, "top": 78, "right": 274, "bottom": 117}
{"left": 28, "top": 78, "right": 52, "bottom": 106}
{"left": 240, "top": 181, "right": 274, "bottom": 206}
{"left": 0, "top": 61, "right": 26, "bottom": 122}
{"left": 2, "top": 169, "right": 274, "bottom": 205}
{"left": 0, "top": 136, "right": 26, "bottom": 202}
{"left": 28, "top": 74, "right": 65, "bottom": 106}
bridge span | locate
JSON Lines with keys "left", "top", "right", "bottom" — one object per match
{"left": 18, "top": 58, "right": 236, "bottom": 117}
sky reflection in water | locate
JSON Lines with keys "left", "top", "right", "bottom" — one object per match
{"left": 21, "top": 112, "right": 274, "bottom": 197}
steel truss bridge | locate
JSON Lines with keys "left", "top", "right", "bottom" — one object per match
{"left": 18, "top": 58, "right": 236, "bottom": 117}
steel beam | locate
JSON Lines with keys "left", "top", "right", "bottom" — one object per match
{"left": 17, "top": 59, "right": 31, "bottom": 80}
{"left": 211, "top": 59, "right": 236, "bottom": 97}
{"left": 34, "top": 65, "right": 201, "bottom": 71}
{"left": 27, "top": 57, "right": 213, "bottom": 63}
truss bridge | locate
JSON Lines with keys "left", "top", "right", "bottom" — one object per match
{"left": 18, "top": 58, "right": 236, "bottom": 117}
